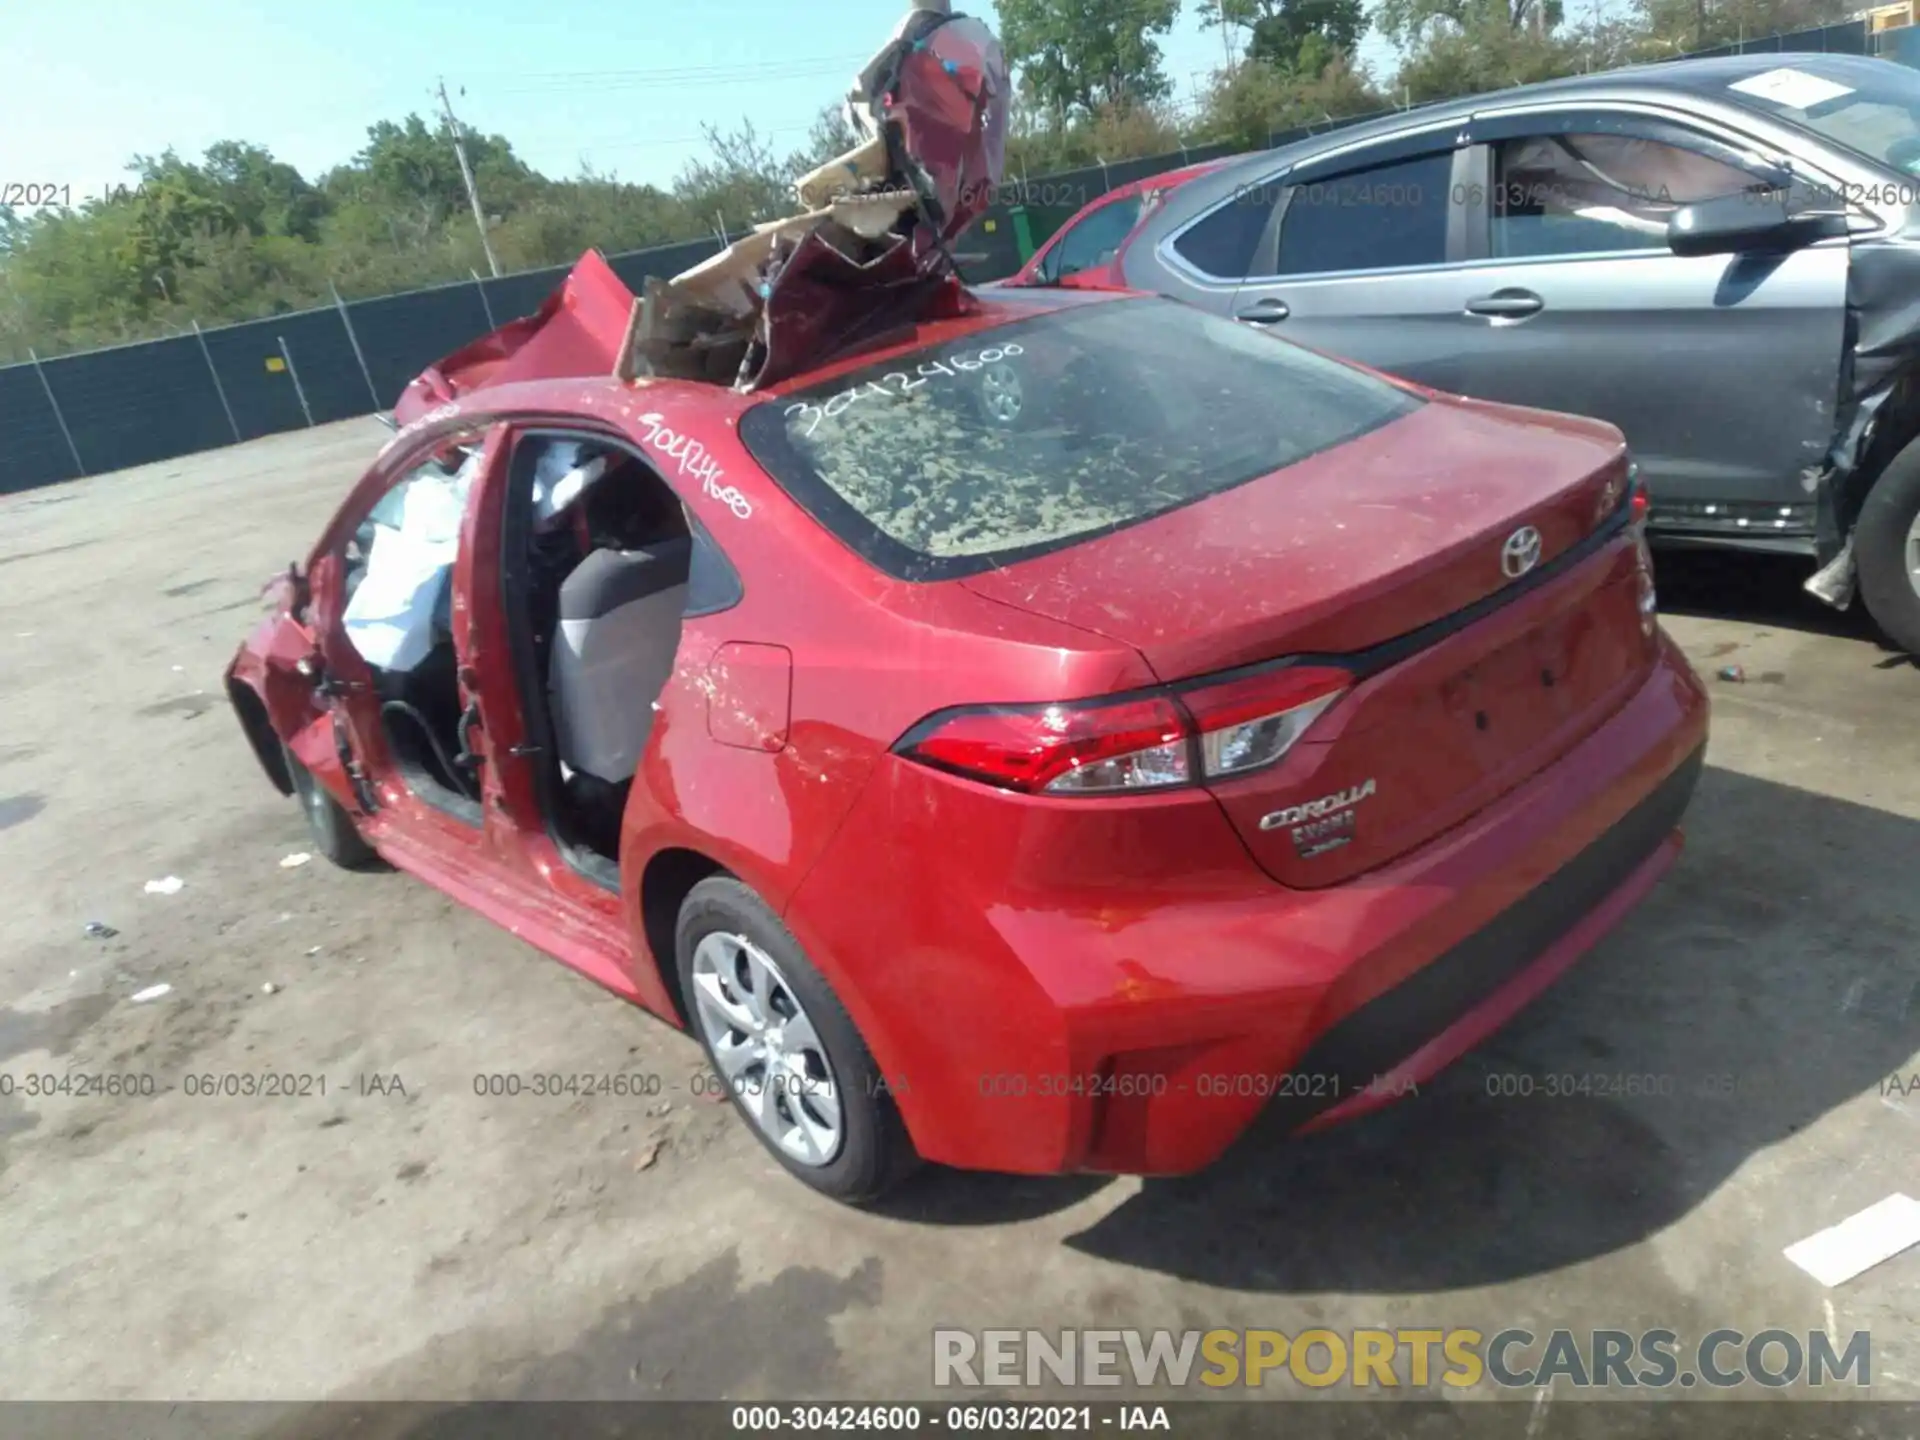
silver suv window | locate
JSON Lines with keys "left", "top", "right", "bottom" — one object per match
{"left": 1276, "top": 152, "right": 1452, "bottom": 276}
{"left": 1170, "top": 184, "right": 1279, "bottom": 280}
{"left": 1492, "top": 133, "right": 1768, "bottom": 257}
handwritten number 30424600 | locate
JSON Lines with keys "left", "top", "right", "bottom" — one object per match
{"left": 785, "top": 344, "right": 1025, "bottom": 438}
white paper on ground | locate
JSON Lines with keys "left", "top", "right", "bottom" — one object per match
{"left": 130, "top": 984, "right": 171, "bottom": 1003}
{"left": 1783, "top": 1193, "right": 1920, "bottom": 1287}
{"left": 1730, "top": 68, "right": 1856, "bottom": 112}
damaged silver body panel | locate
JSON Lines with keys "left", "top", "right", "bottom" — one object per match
{"left": 1115, "top": 53, "right": 1920, "bottom": 612}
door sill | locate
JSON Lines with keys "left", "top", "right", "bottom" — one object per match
{"left": 556, "top": 834, "right": 620, "bottom": 894}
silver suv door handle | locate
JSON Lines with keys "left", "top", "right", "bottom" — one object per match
{"left": 1465, "top": 290, "right": 1544, "bottom": 318}
{"left": 1235, "top": 298, "right": 1291, "bottom": 325}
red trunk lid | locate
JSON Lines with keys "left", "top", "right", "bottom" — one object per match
{"left": 961, "top": 397, "right": 1654, "bottom": 886}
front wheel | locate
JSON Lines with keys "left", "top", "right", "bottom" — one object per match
{"left": 676, "top": 876, "right": 919, "bottom": 1203}
{"left": 1855, "top": 438, "right": 1920, "bottom": 656}
{"left": 282, "top": 743, "right": 379, "bottom": 869}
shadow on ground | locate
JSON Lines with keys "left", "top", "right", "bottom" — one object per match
{"left": 1653, "top": 546, "right": 1892, "bottom": 650}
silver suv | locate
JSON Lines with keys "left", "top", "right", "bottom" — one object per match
{"left": 1042, "top": 53, "right": 1920, "bottom": 653}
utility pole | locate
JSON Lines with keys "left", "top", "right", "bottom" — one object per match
{"left": 437, "top": 78, "right": 501, "bottom": 278}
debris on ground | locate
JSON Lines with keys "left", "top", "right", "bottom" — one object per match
{"left": 1784, "top": 1193, "right": 1920, "bottom": 1287}
{"left": 304, "top": 946, "right": 322, "bottom": 957}
{"left": 130, "top": 984, "right": 171, "bottom": 1003}
{"left": 83, "top": 921, "right": 119, "bottom": 939}
{"left": 280, "top": 852, "right": 312, "bottom": 869}
{"left": 633, "top": 1136, "right": 665, "bottom": 1171}
{"left": 1717, "top": 665, "right": 1747, "bottom": 683}
{"left": 261, "top": 982, "right": 279, "bottom": 995}
{"left": 143, "top": 876, "right": 185, "bottom": 896}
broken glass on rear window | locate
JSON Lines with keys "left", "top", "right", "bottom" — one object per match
{"left": 738, "top": 298, "right": 1420, "bottom": 581}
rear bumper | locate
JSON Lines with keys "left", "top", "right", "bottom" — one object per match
{"left": 786, "top": 633, "right": 1709, "bottom": 1176}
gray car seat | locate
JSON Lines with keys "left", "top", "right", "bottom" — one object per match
{"left": 548, "top": 538, "right": 692, "bottom": 784}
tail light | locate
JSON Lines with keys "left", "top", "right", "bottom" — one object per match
{"left": 897, "top": 696, "right": 1190, "bottom": 795}
{"left": 895, "top": 665, "right": 1350, "bottom": 796}
{"left": 1178, "top": 665, "right": 1351, "bottom": 779}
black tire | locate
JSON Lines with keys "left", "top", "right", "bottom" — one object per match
{"left": 1855, "top": 437, "right": 1920, "bottom": 656}
{"left": 676, "top": 875, "right": 920, "bottom": 1203}
{"left": 282, "top": 743, "right": 379, "bottom": 870}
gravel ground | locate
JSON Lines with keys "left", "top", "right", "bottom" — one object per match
{"left": 1, "top": 420, "right": 1915, "bottom": 1430}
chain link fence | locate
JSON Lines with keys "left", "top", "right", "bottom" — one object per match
{"left": 0, "top": 18, "right": 1886, "bottom": 495}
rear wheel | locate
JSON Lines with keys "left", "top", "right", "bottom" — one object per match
{"left": 282, "top": 743, "right": 379, "bottom": 869}
{"left": 675, "top": 875, "right": 919, "bottom": 1203}
{"left": 1855, "top": 437, "right": 1920, "bottom": 656}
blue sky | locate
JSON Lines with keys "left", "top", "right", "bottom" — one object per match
{"left": 1, "top": 0, "right": 1376, "bottom": 201}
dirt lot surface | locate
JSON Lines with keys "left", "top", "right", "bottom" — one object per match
{"left": 2, "top": 420, "right": 1917, "bottom": 1426}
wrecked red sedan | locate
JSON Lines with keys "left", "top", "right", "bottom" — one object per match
{"left": 227, "top": 267, "right": 1707, "bottom": 1200}
{"left": 225, "top": 6, "right": 1705, "bottom": 1202}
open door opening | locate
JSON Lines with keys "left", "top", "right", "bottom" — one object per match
{"left": 501, "top": 431, "right": 694, "bottom": 885}
{"left": 339, "top": 436, "right": 488, "bottom": 825}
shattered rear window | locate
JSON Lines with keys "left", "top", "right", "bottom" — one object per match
{"left": 738, "top": 298, "right": 1420, "bottom": 581}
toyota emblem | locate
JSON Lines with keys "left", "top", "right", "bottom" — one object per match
{"left": 1501, "top": 526, "right": 1543, "bottom": 579}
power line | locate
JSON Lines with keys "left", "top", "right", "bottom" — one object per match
{"left": 484, "top": 58, "right": 869, "bottom": 96}
{"left": 573, "top": 122, "right": 819, "bottom": 155}
{"left": 464, "top": 52, "right": 869, "bottom": 84}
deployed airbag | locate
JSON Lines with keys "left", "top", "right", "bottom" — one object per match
{"left": 342, "top": 453, "right": 479, "bottom": 672}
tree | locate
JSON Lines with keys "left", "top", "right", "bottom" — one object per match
{"left": 997, "top": 0, "right": 1181, "bottom": 119}
{"left": 198, "top": 141, "right": 328, "bottom": 241}
{"left": 1376, "top": 0, "right": 1564, "bottom": 48}
{"left": 1392, "top": 17, "right": 1581, "bottom": 101}
{"left": 340, "top": 115, "right": 535, "bottom": 230}
{"left": 789, "top": 105, "right": 865, "bottom": 176}
{"left": 118, "top": 153, "right": 244, "bottom": 309}
{"left": 1193, "top": 54, "right": 1385, "bottom": 150}
{"left": 1201, "top": 0, "right": 1369, "bottom": 73}
{"left": 674, "top": 121, "right": 795, "bottom": 232}
{"left": 1629, "top": 0, "right": 1849, "bottom": 53}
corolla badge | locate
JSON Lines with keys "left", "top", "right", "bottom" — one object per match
{"left": 1260, "top": 778, "right": 1378, "bottom": 858}
{"left": 1501, "top": 525, "right": 1543, "bottom": 580}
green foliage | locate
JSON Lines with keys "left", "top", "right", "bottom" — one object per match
{"left": 1393, "top": 17, "right": 1583, "bottom": 103}
{"left": 1203, "top": 0, "right": 1370, "bottom": 72}
{"left": 1629, "top": 0, "right": 1850, "bottom": 54}
{"left": 673, "top": 121, "right": 796, "bottom": 233}
{"left": 1193, "top": 55, "right": 1386, "bottom": 151}
{"left": 997, "top": 0, "right": 1182, "bottom": 118}
{"left": 1376, "top": 0, "right": 1564, "bottom": 47}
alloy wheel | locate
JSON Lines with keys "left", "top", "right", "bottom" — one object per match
{"left": 690, "top": 931, "right": 844, "bottom": 1167}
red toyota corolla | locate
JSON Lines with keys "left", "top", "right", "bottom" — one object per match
{"left": 227, "top": 258, "right": 1706, "bottom": 1202}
